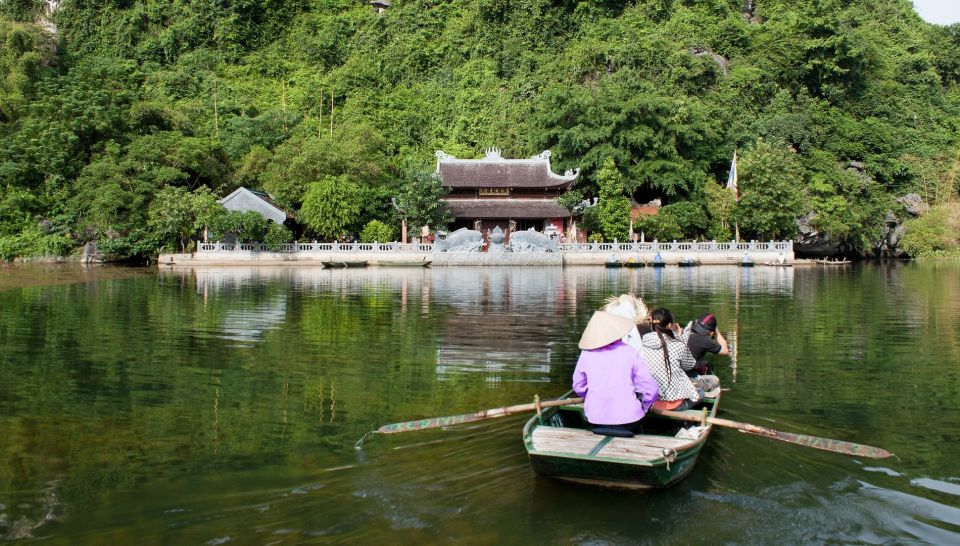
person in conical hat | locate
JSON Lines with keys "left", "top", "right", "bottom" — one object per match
{"left": 572, "top": 311, "right": 659, "bottom": 436}
{"left": 603, "top": 293, "right": 648, "bottom": 354}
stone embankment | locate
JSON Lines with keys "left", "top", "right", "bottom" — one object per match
{"left": 158, "top": 241, "right": 793, "bottom": 267}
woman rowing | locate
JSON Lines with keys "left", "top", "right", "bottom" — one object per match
{"left": 572, "top": 311, "right": 659, "bottom": 436}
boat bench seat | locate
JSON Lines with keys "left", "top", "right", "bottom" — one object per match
{"left": 531, "top": 427, "right": 691, "bottom": 463}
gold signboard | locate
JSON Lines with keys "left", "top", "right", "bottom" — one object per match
{"left": 479, "top": 187, "right": 510, "bottom": 196}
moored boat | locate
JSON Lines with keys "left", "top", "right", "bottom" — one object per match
{"left": 377, "top": 260, "right": 431, "bottom": 267}
{"left": 322, "top": 260, "right": 368, "bottom": 268}
{"left": 522, "top": 388, "right": 720, "bottom": 488}
{"left": 815, "top": 259, "right": 851, "bottom": 265}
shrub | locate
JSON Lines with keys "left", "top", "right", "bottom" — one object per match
{"left": 899, "top": 203, "right": 960, "bottom": 258}
{"left": 636, "top": 213, "right": 683, "bottom": 241}
{"left": 263, "top": 222, "right": 293, "bottom": 251}
{"left": 360, "top": 220, "right": 395, "bottom": 243}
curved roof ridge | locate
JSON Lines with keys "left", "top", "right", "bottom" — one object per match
{"left": 435, "top": 149, "right": 579, "bottom": 189}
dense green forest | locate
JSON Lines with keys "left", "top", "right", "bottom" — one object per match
{"left": 1, "top": 0, "right": 958, "bottom": 260}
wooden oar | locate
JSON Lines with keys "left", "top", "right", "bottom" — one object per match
{"left": 375, "top": 396, "right": 584, "bottom": 434}
{"left": 652, "top": 408, "right": 892, "bottom": 459}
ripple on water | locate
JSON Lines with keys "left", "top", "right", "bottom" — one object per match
{"left": 691, "top": 477, "right": 960, "bottom": 545}
{"left": 910, "top": 477, "right": 960, "bottom": 497}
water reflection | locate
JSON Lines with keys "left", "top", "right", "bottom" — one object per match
{"left": 5, "top": 263, "right": 960, "bottom": 544}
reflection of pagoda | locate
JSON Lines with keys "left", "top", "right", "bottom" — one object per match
{"left": 432, "top": 268, "right": 569, "bottom": 383}
{"left": 436, "top": 148, "right": 579, "bottom": 235}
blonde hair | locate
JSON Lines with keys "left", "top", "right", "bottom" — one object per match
{"left": 602, "top": 293, "right": 649, "bottom": 324}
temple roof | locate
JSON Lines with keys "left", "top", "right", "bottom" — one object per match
{"left": 218, "top": 187, "right": 287, "bottom": 224}
{"left": 444, "top": 198, "right": 571, "bottom": 219}
{"left": 436, "top": 148, "right": 579, "bottom": 189}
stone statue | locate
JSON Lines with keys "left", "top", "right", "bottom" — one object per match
{"left": 488, "top": 225, "right": 506, "bottom": 253}
{"left": 509, "top": 229, "right": 558, "bottom": 252}
{"left": 434, "top": 227, "right": 483, "bottom": 252}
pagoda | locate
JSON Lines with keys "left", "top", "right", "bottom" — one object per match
{"left": 435, "top": 148, "right": 580, "bottom": 237}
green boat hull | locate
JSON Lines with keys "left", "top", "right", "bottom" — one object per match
{"left": 527, "top": 443, "right": 704, "bottom": 488}
{"left": 523, "top": 390, "right": 718, "bottom": 489}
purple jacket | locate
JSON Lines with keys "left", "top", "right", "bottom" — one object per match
{"left": 572, "top": 341, "right": 659, "bottom": 426}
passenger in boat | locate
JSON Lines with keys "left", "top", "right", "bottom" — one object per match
{"left": 572, "top": 311, "right": 659, "bottom": 436}
{"left": 638, "top": 308, "right": 708, "bottom": 411}
{"left": 777, "top": 252, "right": 786, "bottom": 265}
{"left": 603, "top": 293, "right": 649, "bottom": 354}
{"left": 654, "top": 251, "right": 664, "bottom": 263}
{"left": 683, "top": 314, "right": 726, "bottom": 388}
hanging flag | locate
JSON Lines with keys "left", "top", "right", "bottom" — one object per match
{"left": 726, "top": 150, "right": 738, "bottom": 200}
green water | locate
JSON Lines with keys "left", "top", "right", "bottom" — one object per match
{"left": 1, "top": 263, "right": 958, "bottom": 544}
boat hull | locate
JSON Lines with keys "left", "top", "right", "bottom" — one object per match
{"left": 523, "top": 390, "right": 718, "bottom": 489}
{"left": 527, "top": 443, "right": 704, "bottom": 488}
{"left": 322, "top": 261, "right": 368, "bottom": 268}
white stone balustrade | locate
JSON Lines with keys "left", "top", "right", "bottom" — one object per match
{"left": 160, "top": 239, "right": 795, "bottom": 266}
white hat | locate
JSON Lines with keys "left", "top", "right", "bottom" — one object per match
{"left": 603, "top": 293, "right": 648, "bottom": 323}
{"left": 578, "top": 311, "right": 636, "bottom": 350}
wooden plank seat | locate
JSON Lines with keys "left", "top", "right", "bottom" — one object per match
{"left": 531, "top": 426, "right": 691, "bottom": 463}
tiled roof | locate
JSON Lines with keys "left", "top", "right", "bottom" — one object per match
{"left": 436, "top": 149, "right": 579, "bottom": 189}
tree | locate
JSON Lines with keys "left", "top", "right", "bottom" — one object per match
{"left": 703, "top": 181, "right": 736, "bottom": 241}
{"left": 261, "top": 123, "right": 394, "bottom": 209}
{"left": 393, "top": 169, "right": 452, "bottom": 239}
{"left": 595, "top": 159, "right": 631, "bottom": 241}
{"left": 208, "top": 210, "right": 269, "bottom": 243}
{"left": 147, "top": 186, "right": 222, "bottom": 252}
{"left": 735, "top": 139, "right": 806, "bottom": 240}
{"left": 298, "top": 175, "right": 362, "bottom": 240}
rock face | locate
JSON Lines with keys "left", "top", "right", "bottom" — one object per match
{"left": 897, "top": 193, "right": 930, "bottom": 216}
{"left": 795, "top": 211, "right": 842, "bottom": 256}
{"left": 81, "top": 241, "right": 103, "bottom": 263}
{"left": 793, "top": 163, "right": 928, "bottom": 258}
{"left": 877, "top": 212, "right": 909, "bottom": 258}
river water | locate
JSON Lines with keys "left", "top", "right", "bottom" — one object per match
{"left": 1, "top": 262, "right": 958, "bottom": 544}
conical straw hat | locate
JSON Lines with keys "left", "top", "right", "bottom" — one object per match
{"left": 578, "top": 311, "right": 636, "bottom": 350}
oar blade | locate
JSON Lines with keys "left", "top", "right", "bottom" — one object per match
{"left": 757, "top": 430, "right": 892, "bottom": 459}
{"left": 376, "top": 412, "right": 483, "bottom": 434}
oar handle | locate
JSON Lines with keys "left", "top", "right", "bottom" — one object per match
{"left": 376, "top": 397, "right": 584, "bottom": 434}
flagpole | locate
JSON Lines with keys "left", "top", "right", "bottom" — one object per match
{"left": 727, "top": 149, "right": 740, "bottom": 242}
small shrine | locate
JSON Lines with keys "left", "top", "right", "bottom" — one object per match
{"left": 435, "top": 148, "right": 579, "bottom": 238}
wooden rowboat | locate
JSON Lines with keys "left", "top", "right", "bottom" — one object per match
{"left": 522, "top": 389, "right": 720, "bottom": 489}
{"left": 815, "top": 259, "right": 851, "bottom": 265}
{"left": 604, "top": 262, "right": 621, "bottom": 268}
{"left": 322, "top": 260, "right": 368, "bottom": 268}
{"left": 377, "top": 260, "right": 432, "bottom": 267}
